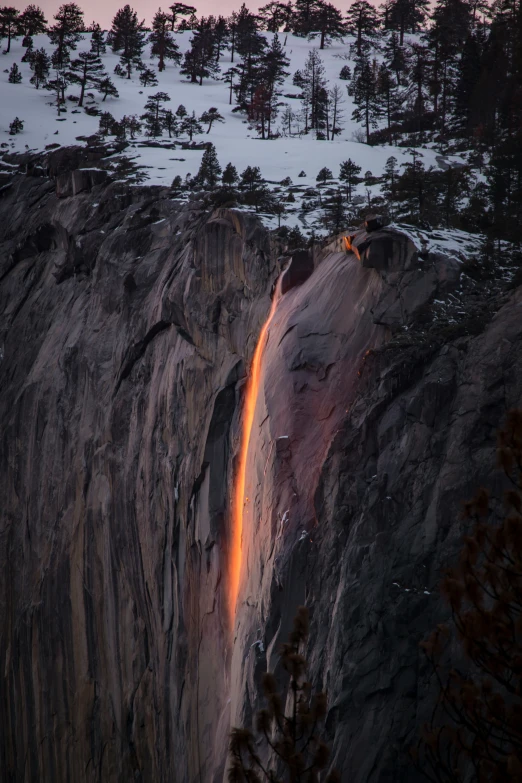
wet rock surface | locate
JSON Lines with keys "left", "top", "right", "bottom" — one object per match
{"left": 1, "top": 168, "right": 521, "bottom": 783}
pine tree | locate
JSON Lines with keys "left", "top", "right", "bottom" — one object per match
{"left": 383, "top": 0, "right": 429, "bottom": 45}
{"left": 258, "top": 1, "right": 293, "bottom": 32}
{"left": 110, "top": 4, "right": 146, "bottom": 79}
{"left": 383, "top": 30, "right": 407, "bottom": 87}
{"left": 175, "top": 103, "right": 187, "bottom": 121}
{"left": 29, "top": 46, "right": 50, "bottom": 88}
{"left": 339, "top": 158, "right": 362, "bottom": 201}
{"left": 98, "top": 75, "right": 119, "bottom": 100}
{"left": 19, "top": 4, "right": 47, "bottom": 36}
{"left": 68, "top": 51, "right": 105, "bottom": 106}
{"left": 149, "top": 8, "right": 181, "bottom": 71}
{"left": 180, "top": 16, "right": 221, "bottom": 85}
{"left": 223, "top": 65, "right": 240, "bottom": 104}
{"left": 48, "top": 3, "right": 84, "bottom": 69}
{"left": 376, "top": 62, "right": 397, "bottom": 137}
{"left": 407, "top": 43, "right": 429, "bottom": 141}
{"left": 0, "top": 7, "right": 20, "bottom": 53}
{"left": 212, "top": 15, "right": 229, "bottom": 64}
{"left": 233, "top": 4, "right": 267, "bottom": 106}
{"left": 327, "top": 82, "right": 344, "bottom": 139}
{"left": 454, "top": 32, "right": 483, "bottom": 134}
{"left": 9, "top": 116, "right": 23, "bottom": 134}
{"left": 292, "top": 0, "right": 323, "bottom": 36}
{"left": 339, "top": 64, "right": 351, "bottom": 80}
{"left": 21, "top": 34, "right": 33, "bottom": 62}
{"left": 310, "top": 1, "right": 346, "bottom": 49}
{"left": 90, "top": 23, "right": 106, "bottom": 55}
{"left": 141, "top": 91, "right": 170, "bottom": 136}
{"left": 8, "top": 62, "right": 22, "bottom": 83}
{"left": 316, "top": 166, "right": 333, "bottom": 183}
{"left": 200, "top": 106, "right": 225, "bottom": 133}
{"left": 180, "top": 110, "right": 203, "bottom": 140}
{"left": 253, "top": 33, "right": 290, "bottom": 137}
{"left": 139, "top": 66, "right": 158, "bottom": 86}
{"left": 98, "top": 110, "right": 116, "bottom": 135}
{"left": 381, "top": 155, "right": 399, "bottom": 213}
{"left": 168, "top": 2, "right": 196, "bottom": 31}
{"left": 222, "top": 161, "right": 238, "bottom": 185}
{"left": 195, "top": 143, "right": 222, "bottom": 187}
{"left": 229, "top": 608, "right": 341, "bottom": 783}
{"left": 349, "top": 53, "right": 380, "bottom": 143}
{"left": 322, "top": 189, "right": 347, "bottom": 233}
{"left": 345, "top": 1, "right": 380, "bottom": 57}
{"left": 163, "top": 109, "right": 177, "bottom": 136}
{"left": 426, "top": 0, "right": 472, "bottom": 131}
{"left": 45, "top": 68, "right": 69, "bottom": 113}
{"left": 299, "top": 48, "right": 328, "bottom": 133}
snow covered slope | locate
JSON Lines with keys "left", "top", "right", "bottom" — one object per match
{"left": 1, "top": 31, "right": 463, "bottom": 194}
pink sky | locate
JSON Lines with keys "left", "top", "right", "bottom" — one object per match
{"left": 12, "top": 0, "right": 354, "bottom": 30}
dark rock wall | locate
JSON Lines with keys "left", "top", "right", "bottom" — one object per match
{"left": 1, "top": 172, "right": 521, "bottom": 783}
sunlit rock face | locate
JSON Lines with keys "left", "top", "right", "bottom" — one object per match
{"left": 1, "top": 166, "right": 522, "bottom": 783}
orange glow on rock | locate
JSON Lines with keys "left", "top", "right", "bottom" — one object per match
{"left": 229, "top": 280, "right": 282, "bottom": 626}
{"left": 343, "top": 235, "right": 361, "bottom": 261}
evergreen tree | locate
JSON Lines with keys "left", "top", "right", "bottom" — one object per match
{"left": 21, "top": 34, "right": 33, "bottom": 62}
{"left": 239, "top": 164, "right": 264, "bottom": 191}
{"left": 45, "top": 68, "right": 69, "bottom": 113}
{"left": 98, "top": 74, "right": 119, "bottom": 100}
{"left": 200, "top": 106, "right": 225, "bottom": 133}
{"left": 339, "top": 64, "right": 351, "bottom": 79}
{"left": 322, "top": 189, "right": 347, "bottom": 233}
{"left": 253, "top": 33, "right": 290, "bottom": 137}
{"left": 383, "top": 30, "right": 407, "bottom": 86}
{"left": 258, "top": 1, "right": 293, "bottom": 32}
{"left": 195, "top": 143, "right": 222, "bottom": 187}
{"left": 223, "top": 65, "right": 240, "bottom": 104}
{"left": 168, "top": 2, "right": 196, "bottom": 31}
{"left": 90, "top": 23, "right": 106, "bottom": 55}
{"left": 345, "top": 0, "right": 380, "bottom": 56}
{"left": 110, "top": 4, "right": 146, "bottom": 79}
{"left": 29, "top": 46, "right": 50, "bottom": 87}
{"left": 326, "top": 82, "right": 345, "bottom": 139}
{"left": 8, "top": 62, "right": 22, "bottom": 83}
{"left": 0, "top": 7, "right": 20, "bottom": 53}
{"left": 316, "top": 166, "right": 333, "bottom": 183}
{"left": 175, "top": 103, "right": 187, "bottom": 121}
{"left": 163, "top": 109, "right": 177, "bottom": 136}
{"left": 339, "top": 158, "right": 361, "bottom": 201}
{"left": 383, "top": 0, "right": 429, "bottom": 45}
{"left": 180, "top": 109, "right": 203, "bottom": 140}
{"left": 19, "top": 4, "right": 47, "bottom": 36}
{"left": 292, "top": 0, "right": 323, "bottom": 36}
{"left": 180, "top": 16, "right": 220, "bottom": 85}
{"left": 68, "top": 51, "right": 105, "bottom": 106}
{"left": 381, "top": 155, "right": 398, "bottom": 213}
{"left": 454, "top": 31, "right": 483, "bottom": 134}
{"left": 299, "top": 48, "right": 328, "bottom": 133}
{"left": 376, "top": 61, "right": 397, "bottom": 136}
{"left": 212, "top": 16, "right": 229, "bottom": 64}
{"left": 48, "top": 3, "right": 84, "bottom": 69}
{"left": 139, "top": 65, "right": 158, "bottom": 86}
{"left": 9, "top": 116, "right": 23, "bottom": 134}
{"left": 141, "top": 90, "right": 170, "bottom": 136}
{"left": 349, "top": 54, "right": 380, "bottom": 143}
{"left": 309, "top": 1, "right": 346, "bottom": 49}
{"left": 98, "top": 110, "right": 116, "bottom": 135}
{"left": 407, "top": 43, "right": 429, "bottom": 141}
{"left": 222, "top": 161, "right": 238, "bottom": 185}
{"left": 149, "top": 8, "right": 181, "bottom": 71}
{"left": 233, "top": 4, "right": 267, "bottom": 106}
{"left": 426, "top": 0, "right": 472, "bottom": 131}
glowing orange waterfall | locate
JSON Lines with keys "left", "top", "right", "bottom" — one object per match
{"left": 229, "top": 280, "right": 282, "bottom": 625}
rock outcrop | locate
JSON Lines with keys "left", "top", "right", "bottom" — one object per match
{"left": 1, "top": 168, "right": 521, "bottom": 783}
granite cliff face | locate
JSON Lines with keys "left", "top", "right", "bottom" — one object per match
{"left": 1, "top": 163, "right": 521, "bottom": 783}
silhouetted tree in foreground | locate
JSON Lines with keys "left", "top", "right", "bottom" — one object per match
{"left": 229, "top": 607, "right": 340, "bottom": 783}
{"left": 414, "top": 409, "right": 522, "bottom": 782}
